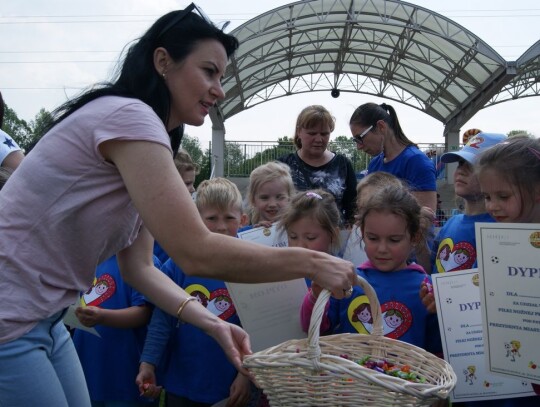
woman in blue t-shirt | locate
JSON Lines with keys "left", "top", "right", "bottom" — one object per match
{"left": 349, "top": 102, "right": 437, "bottom": 212}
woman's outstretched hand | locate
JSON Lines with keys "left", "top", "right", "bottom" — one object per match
{"left": 207, "top": 319, "right": 253, "bottom": 377}
{"left": 311, "top": 254, "right": 356, "bottom": 299}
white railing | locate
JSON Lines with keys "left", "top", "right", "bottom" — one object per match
{"left": 223, "top": 140, "right": 446, "bottom": 179}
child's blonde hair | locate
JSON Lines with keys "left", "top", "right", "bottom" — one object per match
{"left": 477, "top": 136, "right": 540, "bottom": 220}
{"left": 358, "top": 184, "right": 431, "bottom": 245}
{"left": 278, "top": 189, "right": 341, "bottom": 252}
{"left": 174, "top": 149, "right": 200, "bottom": 176}
{"left": 196, "top": 178, "right": 243, "bottom": 213}
{"left": 246, "top": 161, "right": 295, "bottom": 224}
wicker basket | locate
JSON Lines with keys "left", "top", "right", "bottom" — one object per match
{"left": 243, "top": 275, "right": 456, "bottom": 406}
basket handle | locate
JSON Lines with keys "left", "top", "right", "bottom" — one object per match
{"left": 307, "top": 274, "right": 383, "bottom": 364}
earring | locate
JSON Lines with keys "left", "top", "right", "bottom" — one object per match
{"left": 162, "top": 71, "right": 167, "bottom": 80}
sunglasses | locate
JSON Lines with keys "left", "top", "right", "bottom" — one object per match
{"left": 158, "top": 3, "right": 213, "bottom": 38}
{"left": 352, "top": 125, "right": 373, "bottom": 144}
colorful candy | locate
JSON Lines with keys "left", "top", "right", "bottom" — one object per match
{"left": 348, "top": 355, "right": 427, "bottom": 383}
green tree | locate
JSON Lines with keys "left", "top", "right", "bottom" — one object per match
{"left": 330, "top": 135, "right": 356, "bottom": 160}
{"left": 224, "top": 142, "right": 245, "bottom": 176}
{"left": 507, "top": 130, "right": 532, "bottom": 138}
{"left": 180, "top": 134, "right": 204, "bottom": 165}
{"left": 238, "top": 138, "right": 294, "bottom": 176}
{"left": 1, "top": 105, "right": 53, "bottom": 152}
{"left": 1, "top": 104, "right": 31, "bottom": 151}
{"left": 29, "top": 109, "right": 53, "bottom": 138}
{"left": 330, "top": 135, "right": 369, "bottom": 172}
{"left": 26, "top": 108, "right": 53, "bottom": 151}
{"left": 180, "top": 133, "right": 210, "bottom": 186}
{"left": 197, "top": 151, "right": 212, "bottom": 184}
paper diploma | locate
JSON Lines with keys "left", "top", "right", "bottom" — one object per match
{"left": 230, "top": 224, "right": 307, "bottom": 352}
{"left": 476, "top": 222, "right": 540, "bottom": 383}
{"left": 432, "top": 269, "right": 534, "bottom": 402}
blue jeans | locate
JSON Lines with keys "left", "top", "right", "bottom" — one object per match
{"left": 0, "top": 310, "right": 91, "bottom": 407}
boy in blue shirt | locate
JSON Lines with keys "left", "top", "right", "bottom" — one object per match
{"left": 73, "top": 254, "right": 160, "bottom": 406}
{"left": 136, "top": 178, "right": 251, "bottom": 407}
{"left": 429, "top": 132, "right": 506, "bottom": 275}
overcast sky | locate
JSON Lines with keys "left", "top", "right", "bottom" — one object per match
{"left": 1, "top": 0, "right": 539, "bottom": 147}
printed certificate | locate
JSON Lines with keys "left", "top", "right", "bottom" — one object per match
{"left": 432, "top": 269, "right": 534, "bottom": 402}
{"left": 476, "top": 222, "right": 540, "bottom": 382}
{"left": 237, "top": 224, "right": 288, "bottom": 248}
{"left": 225, "top": 279, "right": 308, "bottom": 352}
{"left": 231, "top": 223, "right": 307, "bottom": 352}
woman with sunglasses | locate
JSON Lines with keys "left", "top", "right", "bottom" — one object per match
{"left": 349, "top": 102, "right": 437, "bottom": 212}
{"left": 0, "top": 5, "right": 356, "bottom": 406}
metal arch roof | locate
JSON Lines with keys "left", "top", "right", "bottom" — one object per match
{"left": 486, "top": 40, "right": 540, "bottom": 108}
{"left": 214, "top": 0, "right": 517, "bottom": 132}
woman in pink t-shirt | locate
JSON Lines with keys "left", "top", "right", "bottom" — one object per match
{"left": 0, "top": 4, "right": 356, "bottom": 406}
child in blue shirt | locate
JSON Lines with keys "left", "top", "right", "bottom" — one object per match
{"left": 73, "top": 255, "right": 160, "bottom": 406}
{"left": 137, "top": 178, "right": 251, "bottom": 407}
{"left": 301, "top": 184, "right": 440, "bottom": 353}
{"left": 430, "top": 132, "right": 506, "bottom": 275}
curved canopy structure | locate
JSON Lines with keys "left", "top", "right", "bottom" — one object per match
{"left": 213, "top": 0, "right": 538, "bottom": 134}
{"left": 487, "top": 40, "right": 540, "bottom": 108}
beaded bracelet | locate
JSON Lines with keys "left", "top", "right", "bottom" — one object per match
{"left": 176, "top": 296, "right": 196, "bottom": 327}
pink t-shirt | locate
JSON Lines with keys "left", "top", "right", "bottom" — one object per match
{"left": 0, "top": 96, "right": 171, "bottom": 343}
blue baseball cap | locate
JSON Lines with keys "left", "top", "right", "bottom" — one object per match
{"left": 441, "top": 132, "right": 507, "bottom": 164}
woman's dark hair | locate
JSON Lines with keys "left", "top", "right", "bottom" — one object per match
{"left": 47, "top": 9, "right": 239, "bottom": 155}
{"left": 349, "top": 102, "right": 416, "bottom": 147}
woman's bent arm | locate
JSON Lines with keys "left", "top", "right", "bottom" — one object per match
{"left": 102, "top": 139, "right": 356, "bottom": 298}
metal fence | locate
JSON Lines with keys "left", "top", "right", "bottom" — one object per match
{"left": 223, "top": 140, "right": 446, "bottom": 178}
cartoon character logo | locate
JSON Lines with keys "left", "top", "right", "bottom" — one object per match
{"left": 384, "top": 309, "right": 404, "bottom": 332}
{"left": 436, "top": 239, "right": 475, "bottom": 273}
{"left": 464, "top": 365, "right": 477, "bottom": 385}
{"left": 81, "top": 274, "right": 116, "bottom": 307}
{"left": 348, "top": 297, "right": 411, "bottom": 339}
{"left": 351, "top": 302, "right": 373, "bottom": 333}
{"left": 505, "top": 340, "right": 522, "bottom": 362}
{"left": 185, "top": 284, "right": 236, "bottom": 321}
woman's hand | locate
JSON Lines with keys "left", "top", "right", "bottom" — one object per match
{"left": 310, "top": 282, "right": 323, "bottom": 299}
{"left": 206, "top": 319, "right": 252, "bottom": 376}
{"left": 135, "top": 362, "right": 162, "bottom": 399}
{"left": 311, "top": 254, "right": 356, "bottom": 299}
